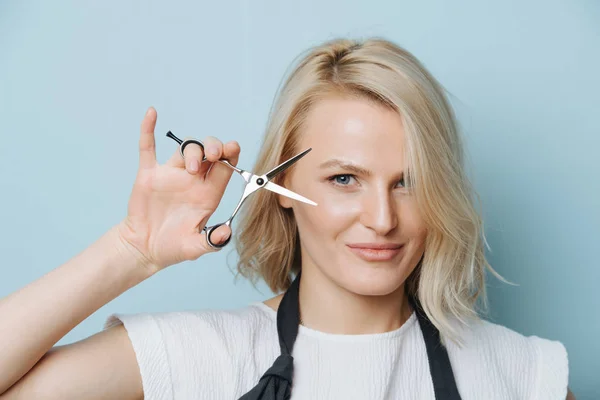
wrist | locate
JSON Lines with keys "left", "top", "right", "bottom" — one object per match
{"left": 112, "top": 221, "right": 160, "bottom": 278}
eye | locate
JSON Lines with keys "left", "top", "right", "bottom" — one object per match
{"left": 327, "top": 174, "right": 356, "bottom": 186}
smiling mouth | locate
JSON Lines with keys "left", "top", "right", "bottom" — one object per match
{"left": 346, "top": 243, "right": 405, "bottom": 261}
{"left": 346, "top": 243, "right": 404, "bottom": 250}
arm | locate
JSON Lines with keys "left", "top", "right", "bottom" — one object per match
{"left": 0, "top": 224, "right": 151, "bottom": 397}
{"left": 0, "top": 107, "right": 238, "bottom": 398}
{"left": 0, "top": 324, "right": 142, "bottom": 400}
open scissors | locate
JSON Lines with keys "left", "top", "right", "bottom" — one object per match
{"left": 166, "top": 131, "right": 318, "bottom": 249}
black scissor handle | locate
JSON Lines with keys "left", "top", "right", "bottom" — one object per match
{"left": 166, "top": 131, "right": 207, "bottom": 162}
{"left": 204, "top": 223, "right": 232, "bottom": 249}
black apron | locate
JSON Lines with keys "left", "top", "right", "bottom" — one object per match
{"left": 239, "top": 272, "right": 462, "bottom": 399}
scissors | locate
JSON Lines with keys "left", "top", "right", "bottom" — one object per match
{"left": 166, "top": 131, "right": 318, "bottom": 249}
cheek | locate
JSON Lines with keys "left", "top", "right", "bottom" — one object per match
{"left": 295, "top": 195, "right": 361, "bottom": 235}
{"left": 399, "top": 199, "right": 428, "bottom": 240}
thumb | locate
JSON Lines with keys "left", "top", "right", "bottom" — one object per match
{"left": 183, "top": 224, "right": 232, "bottom": 258}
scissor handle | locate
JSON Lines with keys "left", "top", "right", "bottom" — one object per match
{"left": 167, "top": 131, "right": 243, "bottom": 174}
{"left": 166, "top": 131, "right": 250, "bottom": 251}
{"left": 166, "top": 131, "right": 207, "bottom": 162}
{"left": 203, "top": 221, "right": 232, "bottom": 249}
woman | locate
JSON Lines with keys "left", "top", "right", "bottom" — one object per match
{"left": 0, "top": 38, "right": 573, "bottom": 399}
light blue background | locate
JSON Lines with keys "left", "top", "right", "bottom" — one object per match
{"left": 1, "top": 0, "right": 598, "bottom": 397}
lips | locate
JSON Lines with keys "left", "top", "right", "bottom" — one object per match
{"left": 346, "top": 243, "right": 404, "bottom": 250}
{"left": 346, "top": 243, "right": 405, "bottom": 261}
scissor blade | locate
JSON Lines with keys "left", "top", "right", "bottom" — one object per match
{"left": 263, "top": 181, "right": 317, "bottom": 206}
{"left": 265, "top": 148, "right": 312, "bottom": 180}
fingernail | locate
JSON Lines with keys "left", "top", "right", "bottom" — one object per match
{"left": 189, "top": 160, "right": 199, "bottom": 172}
{"left": 208, "top": 146, "right": 218, "bottom": 155}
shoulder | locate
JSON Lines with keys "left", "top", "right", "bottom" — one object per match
{"left": 103, "top": 302, "right": 278, "bottom": 398}
{"left": 104, "top": 302, "right": 277, "bottom": 352}
{"left": 444, "top": 316, "right": 569, "bottom": 399}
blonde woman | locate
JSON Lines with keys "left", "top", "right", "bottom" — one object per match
{"left": 0, "top": 38, "right": 574, "bottom": 399}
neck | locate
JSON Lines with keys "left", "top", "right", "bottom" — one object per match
{"left": 297, "top": 265, "right": 412, "bottom": 335}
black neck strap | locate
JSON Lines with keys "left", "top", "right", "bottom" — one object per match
{"left": 408, "top": 296, "right": 462, "bottom": 399}
{"left": 239, "top": 271, "right": 462, "bottom": 399}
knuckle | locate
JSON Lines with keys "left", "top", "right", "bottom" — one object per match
{"left": 205, "top": 135, "right": 221, "bottom": 144}
{"left": 228, "top": 140, "right": 241, "bottom": 151}
{"left": 183, "top": 143, "right": 204, "bottom": 159}
{"left": 204, "top": 136, "right": 223, "bottom": 158}
{"left": 225, "top": 141, "right": 241, "bottom": 164}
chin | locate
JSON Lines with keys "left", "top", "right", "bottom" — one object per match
{"left": 335, "top": 260, "right": 409, "bottom": 297}
{"left": 325, "top": 244, "right": 415, "bottom": 297}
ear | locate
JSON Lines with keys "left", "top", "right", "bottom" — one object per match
{"left": 276, "top": 176, "right": 293, "bottom": 209}
{"left": 278, "top": 195, "right": 293, "bottom": 209}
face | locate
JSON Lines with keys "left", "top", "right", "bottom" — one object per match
{"left": 278, "top": 95, "right": 428, "bottom": 297}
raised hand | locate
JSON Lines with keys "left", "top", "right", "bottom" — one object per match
{"left": 117, "top": 107, "right": 240, "bottom": 273}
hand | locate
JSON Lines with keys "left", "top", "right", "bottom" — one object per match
{"left": 116, "top": 107, "right": 240, "bottom": 273}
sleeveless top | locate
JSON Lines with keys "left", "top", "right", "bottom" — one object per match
{"left": 105, "top": 280, "right": 569, "bottom": 399}
{"left": 238, "top": 271, "right": 460, "bottom": 399}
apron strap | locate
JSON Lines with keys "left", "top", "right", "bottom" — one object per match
{"left": 239, "top": 272, "right": 462, "bottom": 399}
{"left": 238, "top": 272, "right": 301, "bottom": 399}
{"left": 409, "top": 296, "right": 462, "bottom": 399}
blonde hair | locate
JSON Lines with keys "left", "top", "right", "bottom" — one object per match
{"left": 233, "top": 37, "right": 508, "bottom": 345}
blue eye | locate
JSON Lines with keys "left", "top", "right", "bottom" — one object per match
{"left": 329, "top": 174, "right": 355, "bottom": 186}
{"left": 328, "top": 174, "right": 408, "bottom": 188}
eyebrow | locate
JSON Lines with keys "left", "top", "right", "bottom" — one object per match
{"left": 319, "top": 159, "right": 407, "bottom": 179}
{"left": 318, "top": 159, "right": 373, "bottom": 176}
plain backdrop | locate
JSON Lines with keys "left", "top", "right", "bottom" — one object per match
{"left": 0, "top": 0, "right": 598, "bottom": 397}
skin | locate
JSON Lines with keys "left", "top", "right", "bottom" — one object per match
{"left": 265, "top": 95, "right": 577, "bottom": 400}
{"left": 0, "top": 106, "right": 575, "bottom": 399}
{"left": 0, "top": 109, "right": 239, "bottom": 399}
{"left": 265, "top": 94, "right": 425, "bottom": 334}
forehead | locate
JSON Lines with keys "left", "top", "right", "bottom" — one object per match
{"left": 298, "top": 95, "right": 407, "bottom": 169}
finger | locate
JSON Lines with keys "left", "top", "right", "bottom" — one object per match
{"left": 139, "top": 107, "right": 157, "bottom": 170}
{"left": 194, "top": 136, "right": 224, "bottom": 178}
{"left": 207, "top": 224, "right": 232, "bottom": 247}
{"left": 165, "top": 137, "right": 206, "bottom": 174}
{"left": 206, "top": 140, "right": 241, "bottom": 191}
{"left": 166, "top": 147, "right": 185, "bottom": 168}
{"left": 183, "top": 225, "right": 232, "bottom": 257}
{"left": 202, "top": 136, "right": 224, "bottom": 163}
{"left": 182, "top": 137, "right": 207, "bottom": 175}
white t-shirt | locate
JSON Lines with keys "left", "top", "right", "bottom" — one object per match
{"left": 104, "top": 302, "right": 568, "bottom": 400}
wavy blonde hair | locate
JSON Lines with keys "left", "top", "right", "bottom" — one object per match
{"left": 233, "top": 37, "right": 508, "bottom": 345}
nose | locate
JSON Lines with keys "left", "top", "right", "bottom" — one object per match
{"left": 359, "top": 188, "right": 398, "bottom": 235}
